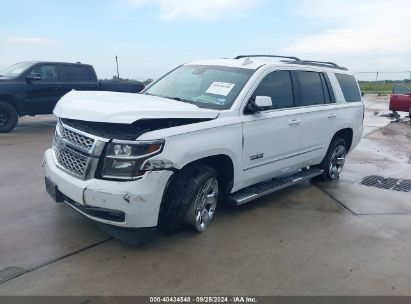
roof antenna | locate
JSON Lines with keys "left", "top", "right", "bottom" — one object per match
{"left": 242, "top": 57, "right": 253, "bottom": 66}
{"left": 115, "top": 55, "right": 120, "bottom": 78}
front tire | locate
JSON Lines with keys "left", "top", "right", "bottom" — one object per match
{"left": 316, "top": 137, "right": 347, "bottom": 181}
{"left": 0, "top": 102, "right": 18, "bottom": 133}
{"left": 159, "top": 164, "right": 218, "bottom": 235}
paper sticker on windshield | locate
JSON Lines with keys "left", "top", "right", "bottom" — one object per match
{"left": 216, "top": 98, "right": 226, "bottom": 105}
{"left": 206, "top": 82, "right": 235, "bottom": 96}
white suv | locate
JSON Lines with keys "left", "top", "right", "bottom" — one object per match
{"left": 44, "top": 55, "right": 364, "bottom": 243}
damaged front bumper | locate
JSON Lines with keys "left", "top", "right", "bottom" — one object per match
{"left": 43, "top": 149, "right": 174, "bottom": 228}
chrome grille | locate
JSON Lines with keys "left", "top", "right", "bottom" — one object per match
{"left": 55, "top": 145, "right": 90, "bottom": 178}
{"left": 58, "top": 123, "right": 95, "bottom": 151}
{"left": 53, "top": 120, "right": 108, "bottom": 180}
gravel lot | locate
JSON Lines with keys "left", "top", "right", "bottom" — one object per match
{"left": 0, "top": 95, "right": 410, "bottom": 295}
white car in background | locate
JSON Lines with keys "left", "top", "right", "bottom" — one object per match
{"left": 43, "top": 55, "right": 364, "bottom": 243}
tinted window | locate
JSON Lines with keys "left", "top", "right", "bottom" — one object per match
{"left": 322, "top": 73, "right": 336, "bottom": 103}
{"left": 393, "top": 84, "right": 411, "bottom": 94}
{"left": 335, "top": 73, "right": 361, "bottom": 102}
{"left": 61, "top": 65, "right": 91, "bottom": 82}
{"left": 297, "top": 71, "right": 325, "bottom": 106}
{"left": 30, "top": 65, "right": 59, "bottom": 81}
{"left": 320, "top": 74, "right": 331, "bottom": 103}
{"left": 251, "top": 71, "right": 293, "bottom": 110}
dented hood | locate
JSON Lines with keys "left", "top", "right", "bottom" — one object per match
{"left": 53, "top": 90, "right": 220, "bottom": 123}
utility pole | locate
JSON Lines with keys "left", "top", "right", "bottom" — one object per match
{"left": 115, "top": 56, "right": 119, "bottom": 78}
{"left": 375, "top": 71, "right": 379, "bottom": 82}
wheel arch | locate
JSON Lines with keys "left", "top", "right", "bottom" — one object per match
{"left": 332, "top": 128, "right": 353, "bottom": 152}
{"left": 158, "top": 155, "right": 234, "bottom": 234}
{"left": 176, "top": 154, "right": 235, "bottom": 194}
{"left": 0, "top": 94, "right": 21, "bottom": 115}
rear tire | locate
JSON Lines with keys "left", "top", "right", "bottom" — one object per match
{"left": 159, "top": 164, "right": 218, "bottom": 235}
{"left": 0, "top": 102, "right": 18, "bottom": 133}
{"left": 316, "top": 137, "right": 347, "bottom": 181}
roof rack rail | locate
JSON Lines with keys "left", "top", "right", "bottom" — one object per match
{"left": 288, "top": 60, "right": 348, "bottom": 71}
{"left": 235, "top": 55, "right": 301, "bottom": 61}
{"left": 234, "top": 55, "right": 348, "bottom": 71}
{"left": 299, "top": 60, "right": 338, "bottom": 67}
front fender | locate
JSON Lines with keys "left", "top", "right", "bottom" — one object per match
{"left": 150, "top": 123, "right": 243, "bottom": 190}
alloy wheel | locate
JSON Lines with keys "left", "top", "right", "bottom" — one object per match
{"left": 328, "top": 145, "right": 346, "bottom": 179}
{"left": 185, "top": 177, "right": 219, "bottom": 232}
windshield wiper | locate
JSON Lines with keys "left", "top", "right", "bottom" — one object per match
{"left": 169, "top": 97, "right": 193, "bottom": 104}
{"left": 169, "top": 97, "right": 201, "bottom": 108}
{"left": 145, "top": 93, "right": 199, "bottom": 107}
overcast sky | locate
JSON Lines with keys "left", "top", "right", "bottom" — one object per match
{"left": 1, "top": 0, "right": 410, "bottom": 81}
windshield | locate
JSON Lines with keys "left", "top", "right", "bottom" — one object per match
{"left": 144, "top": 65, "right": 255, "bottom": 110}
{"left": 0, "top": 62, "right": 35, "bottom": 78}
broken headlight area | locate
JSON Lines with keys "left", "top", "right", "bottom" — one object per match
{"left": 102, "top": 139, "right": 165, "bottom": 180}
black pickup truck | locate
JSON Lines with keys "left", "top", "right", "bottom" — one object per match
{"left": 0, "top": 61, "right": 145, "bottom": 132}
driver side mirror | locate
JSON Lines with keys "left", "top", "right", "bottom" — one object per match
{"left": 247, "top": 96, "right": 272, "bottom": 113}
{"left": 26, "top": 73, "right": 42, "bottom": 82}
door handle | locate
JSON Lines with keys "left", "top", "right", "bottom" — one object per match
{"left": 328, "top": 113, "right": 337, "bottom": 118}
{"left": 288, "top": 119, "right": 301, "bottom": 125}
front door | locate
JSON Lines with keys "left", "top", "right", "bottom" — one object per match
{"left": 241, "top": 70, "right": 303, "bottom": 187}
{"left": 24, "top": 64, "right": 65, "bottom": 114}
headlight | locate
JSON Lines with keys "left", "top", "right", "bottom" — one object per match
{"left": 102, "top": 139, "right": 164, "bottom": 180}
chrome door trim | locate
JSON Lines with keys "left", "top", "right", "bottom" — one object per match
{"left": 244, "top": 146, "right": 323, "bottom": 171}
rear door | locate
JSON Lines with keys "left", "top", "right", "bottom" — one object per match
{"left": 23, "top": 64, "right": 65, "bottom": 114}
{"left": 241, "top": 70, "right": 304, "bottom": 186}
{"left": 294, "top": 70, "right": 339, "bottom": 165}
{"left": 59, "top": 64, "right": 99, "bottom": 95}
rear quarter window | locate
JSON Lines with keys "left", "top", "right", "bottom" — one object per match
{"left": 61, "top": 65, "right": 91, "bottom": 82}
{"left": 335, "top": 73, "right": 361, "bottom": 102}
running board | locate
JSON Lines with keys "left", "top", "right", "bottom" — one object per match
{"left": 227, "top": 168, "right": 324, "bottom": 206}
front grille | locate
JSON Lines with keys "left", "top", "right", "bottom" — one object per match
{"left": 58, "top": 123, "right": 95, "bottom": 151}
{"left": 55, "top": 145, "right": 90, "bottom": 178}
{"left": 53, "top": 120, "right": 108, "bottom": 180}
